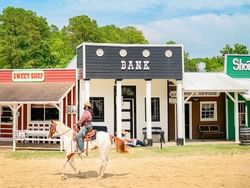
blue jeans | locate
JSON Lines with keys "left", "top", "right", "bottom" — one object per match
{"left": 77, "top": 126, "right": 87, "bottom": 152}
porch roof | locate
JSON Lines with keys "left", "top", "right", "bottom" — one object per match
{"left": 234, "top": 79, "right": 250, "bottom": 100}
{"left": 0, "top": 82, "right": 74, "bottom": 104}
{"left": 183, "top": 72, "right": 248, "bottom": 93}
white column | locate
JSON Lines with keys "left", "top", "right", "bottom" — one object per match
{"left": 146, "top": 80, "right": 152, "bottom": 145}
{"left": 176, "top": 80, "right": 185, "bottom": 145}
{"left": 116, "top": 80, "right": 122, "bottom": 138}
{"left": 84, "top": 79, "right": 90, "bottom": 102}
{"left": 59, "top": 101, "right": 64, "bottom": 151}
{"left": 234, "top": 92, "right": 239, "bottom": 143}
{"left": 79, "top": 79, "right": 84, "bottom": 116}
{"left": 12, "top": 104, "right": 17, "bottom": 151}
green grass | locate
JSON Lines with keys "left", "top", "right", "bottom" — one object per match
{"left": 1, "top": 144, "right": 250, "bottom": 160}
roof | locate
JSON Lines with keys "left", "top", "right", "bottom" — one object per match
{"left": 234, "top": 79, "right": 250, "bottom": 100}
{"left": 183, "top": 72, "right": 248, "bottom": 92}
{"left": 0, "top": 82, "right": 74, "bottom": 103}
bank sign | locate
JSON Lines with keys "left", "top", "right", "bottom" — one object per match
{"left": 77, "top": 44, "right": 183, "bottom": 80}
{"left": 225, "top": 55, "right": 250, "bottom": 78}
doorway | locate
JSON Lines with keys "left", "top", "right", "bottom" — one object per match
{"left": 114, "top": 86, "right": 136, "bottom": 138}
{"left": 185, "top": 103, "right": 192, "bottom": 139}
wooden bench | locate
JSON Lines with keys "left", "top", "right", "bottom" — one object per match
{"left": 198, "top": 125, "right": 224, "bottom": 138}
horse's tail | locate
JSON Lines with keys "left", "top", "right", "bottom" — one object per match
{"left": 112, "top": 136, "right": 128, "bottom": 153}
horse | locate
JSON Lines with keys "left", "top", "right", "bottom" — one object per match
{"left": 48, "top": 120, "right": 127, "bottom": 180}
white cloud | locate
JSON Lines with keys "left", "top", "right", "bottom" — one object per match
{"left": 136, "top": 13, "right": 250, "bottom": 57}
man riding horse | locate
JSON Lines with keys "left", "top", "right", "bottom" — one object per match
{"left": 76, "top": 101, "right": 93, "bottom": 154}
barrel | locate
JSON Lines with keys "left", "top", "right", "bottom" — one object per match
{"left": 240, "top": 127, "right": 250, "bottom": 145}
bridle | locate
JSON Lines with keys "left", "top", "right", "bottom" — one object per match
{"left": 49, "top": 121, "right": 72, "bottom": 138}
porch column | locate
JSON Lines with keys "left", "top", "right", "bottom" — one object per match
{"left": 59, "top": 101, "right": 64, "bottom": 151}
{"left": 146, "top": 79, "right": 152, "bottom": 146}
{"left": 234, "top": 92, "right": 240, "bottom": 143}
{"left": 12, "top": 104, "right": 17, "bottom": 151}
{"left": 176, "top": 80, "right": 185, "bottom": 145}
{"left": 116, "top": 79, "right": 122, "bottom": 138}
{"left": 84, "top": 79, "right": 90, "bottom": 103}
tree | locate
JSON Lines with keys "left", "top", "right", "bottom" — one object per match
{"left": 220, "top": 43, "right": 249, "bottom": 56}
{"left": 62, "top": 15, "right": 100, "bottom": 49}
{"left": 0, "top": 7, "right": 57, "bottom": 68}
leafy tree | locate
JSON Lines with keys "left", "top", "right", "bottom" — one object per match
{"left": 220, "top": 43, "right": 249, "bottom": 56}
{"left": 62, "top": 15, "right": 100, "bottom": 49}
{"left": 0, "top": 7, "right": 57, "bottom": 68}
{"left": 121, "top": 26, "right": 148, "bottom": 44}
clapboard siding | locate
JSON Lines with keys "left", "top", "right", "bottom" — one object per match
{"left": 0, "top": 70, "right": 12, "bottom": 82}
{"left": 82, "top": 45, "right": 183, "bottom": 80}
{"left": 44, "top": 69, "right": 76, "bottom": 82}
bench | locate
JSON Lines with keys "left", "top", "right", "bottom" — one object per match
{"left": 15, "top": 123, "right": 60, "bottom": 144}
{"left": 198, "top": 125, "right": 224, "bottom": 138}
{"left": 142, "top": 127, "right": 165, "bottom": 148}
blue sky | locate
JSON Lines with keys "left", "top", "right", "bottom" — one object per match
{"left": 1, "top": 0, "right": 250, "bottom": 58}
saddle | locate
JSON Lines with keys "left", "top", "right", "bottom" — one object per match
{"left": 73, "top": 125, "right": 96, "bottom": 141}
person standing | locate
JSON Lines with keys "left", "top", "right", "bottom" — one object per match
{"left": 76, "top": 102, "right": 93, "bottom": 153}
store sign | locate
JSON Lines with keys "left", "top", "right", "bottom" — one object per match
{"left": 226, "top": 55, "right": 250, "bottom": 78}
{"left": 81, "top": 44, "right": 183, "bottom": 79}
{"left": 121, "top": 60, "right": 150, "bottom": 71}
{"left": 12, "top": 70, "right": 44, "bottom": 82}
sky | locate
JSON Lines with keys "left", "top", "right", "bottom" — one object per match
{"left": 0, "top": 0, "right": 250, "bottom": 58}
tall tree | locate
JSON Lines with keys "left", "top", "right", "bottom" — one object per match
{"left": 63, "top": 15, "right": 100, "bottom": 49}
{"left": 0, "top": 7, "right": 57, "bottom": 68}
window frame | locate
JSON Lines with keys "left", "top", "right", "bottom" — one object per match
{"left": 0, "top": 106, "right": 13, "bottom": 124}
{"left": 30, "top": 104, "right": 59, "bottom": 122}
{"left": 145, "top": 97, "right": 160, "bottom": 122}
{"left": 90, "top": 97, "right": 105, "bottom": 122}
{"left": 200, "top": 101, "right": 217, "bottom": 121}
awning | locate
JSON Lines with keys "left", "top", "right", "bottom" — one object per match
{"left": 183, "top": 73, "right": 248, "bottom": 93}
{"left": 234, "top": 79, "right": 250, "bottom": 100}
{"left": 0, "top": 82, "right": 74, "bottom": 104}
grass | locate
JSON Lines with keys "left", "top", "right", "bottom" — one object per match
{"left": 1, "top": 144, "right": 249, "bottom": 160}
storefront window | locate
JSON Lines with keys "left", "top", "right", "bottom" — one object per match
{"left": 145, "top": 97, "right": 160, "bottom": 122}
{"left": 90, "top": 97, "right": 104, "bottom": 122}
{"left": 238, "top": 102, "right": 246, "bottom": 127}
{"left": 31, "top": 104, "right": 59, "bottom": 121}
{"left": 0, "top": 106, "right": 13, "bottom": 123}
{"left": 200, "top": 102, "right": 217, "bottom": 121}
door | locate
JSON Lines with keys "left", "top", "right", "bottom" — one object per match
{"left": 185, "top": 103, "right": 190, "bottom": 139}
{"left": 122, "top": 98, "right": 135, "bottom": 138}
{"left": 114, "top": 86, "right": 136, "bottom": 138}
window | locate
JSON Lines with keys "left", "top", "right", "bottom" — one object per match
{"left": 31, "top": 104, "right": 59, "bottom": 121}
{"left": 90, "top": 97, "right": 104, "bottom": 122}
{"left": 238, "top": 102, "right": 246, "bottom": 127}
{"left": 0, "top": 106, "right": 13, "bottom": 123}
{"left": 145, "top": 97, "right": 160, "bottom": 122}
{"left": 200, "top": 102, "right": 217, "bottom": 121}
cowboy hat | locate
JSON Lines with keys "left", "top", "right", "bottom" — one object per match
{"left": 84, "top": 101, "right": 92, "bottom": 108}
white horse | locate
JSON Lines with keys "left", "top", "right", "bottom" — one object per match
{"left": 48, "top": 120, "right": 127, "bottom": 180}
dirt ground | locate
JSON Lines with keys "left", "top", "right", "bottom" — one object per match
{"left": 0, "top": 149, "right": 250, "bottom": 188}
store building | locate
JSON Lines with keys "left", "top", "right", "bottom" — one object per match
{"left": 0, "top": 69, "right": 77, "bottom": 150}
{"left": 76, "top": 43, "right": 185, "bottom": 145}
{"left": 225, "top": 55, "right": 250, "bottom": 140}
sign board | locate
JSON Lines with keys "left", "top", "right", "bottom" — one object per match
{"left": 12, "top": 70, "right": 44, "bottom": 82}
{"left": 225, "top": 55, "right": 250, "bottom": 78}
{"left": 77, "top": 44, "right": 183, "bottom": 80}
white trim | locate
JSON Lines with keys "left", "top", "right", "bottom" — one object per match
{"left": 165, "top": 80, "right": 169, "bottom": 142}
{"left": 176, "top": 80, "right": 184, "bottom": 143}
{"left": 246, "top": 104, "right": 248, "bottom": 128}
{"left": 77, "top": 42, "right": 184, "bottom": 49}
{"left": 116, "top": 80, "right": 122, "bottom": 138}
{"left": 146, "top": 80, "right": 152, "bottom": 140}
{"left": 83, "top": 45, "right": 86, "bottom": 79}
{"left": 200, "top": 101, "right": 217, "bottom": 121}
{"left": 234, "top": 92, "right": 240, "bottom": 143}
{"left": 226, "top": 98, "right": 229, "bottom": 140}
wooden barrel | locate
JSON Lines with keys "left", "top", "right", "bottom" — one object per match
{"left": 240, "top": 127, "right": 250, "bottom": 145}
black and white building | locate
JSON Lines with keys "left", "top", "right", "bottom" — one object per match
{"left": 76, "top": 43, "right": 184, "bottom": 145}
